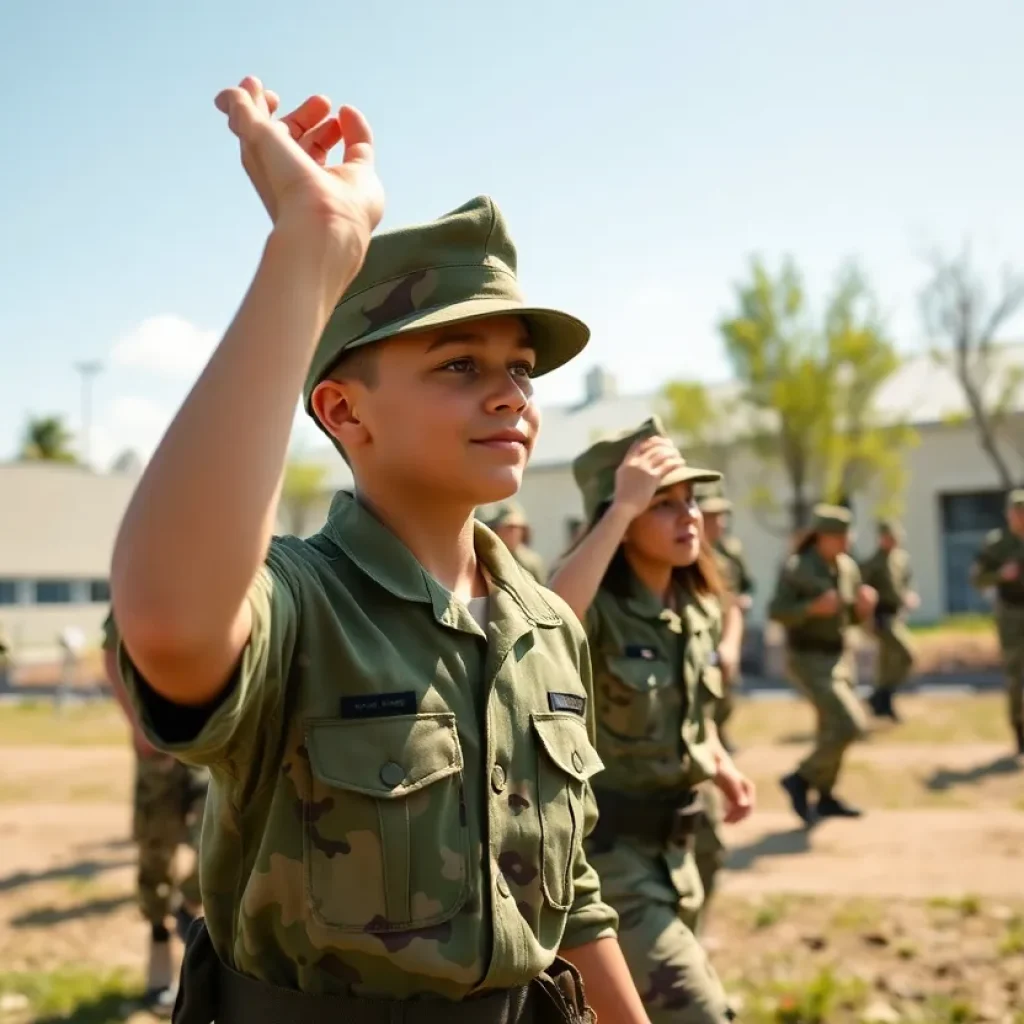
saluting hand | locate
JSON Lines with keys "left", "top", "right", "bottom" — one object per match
{"left": 215, "top": 77, "right": 385, "bottom": 247}
{"left": 611, "top": 437, "right": 687, "bottom": 519}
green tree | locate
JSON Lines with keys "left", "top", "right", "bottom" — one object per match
{"left": 716, "top": 257, "right": 913, "bottom": 532}
{"left": 19, "top": 415, "right": 77, "bottom": 463}
{"left": 920, "top": 248, "right": 1024, "bottom": 490}
{"left": 661, "top": 379, "right": 737, "bottom": 477}
{"left": 280, "top": 459, "right": 328, "bottom": 537}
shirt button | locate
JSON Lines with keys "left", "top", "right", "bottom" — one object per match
{"left": 497, "top": 873, "right": 511, "bottom": 898}
{"left": 379, "top": 761, "right": 405, "bottom": 789}
{"left": 571, "top": 751, "right": 585, "bottom": 773}
{"left": 491, "top": 764, "right": 507, "bottom": 793}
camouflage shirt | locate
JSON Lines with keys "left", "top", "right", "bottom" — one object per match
{"left": 769, "top": 547, "right": 862, "bottom": 648}
{"left": 118, "top": 492, "right": 616, "bottom": 999}
{"left": 972, "top": 528, "right": 1024, "bottom": 606}
{"left": 583, "top": 580, "right": 724, "bottom": 795}
{"left": 859, "top": 547, "right": 912, "bottom": 614}
{"left": 712, "top": 536, "right": 753, "bottom": 600}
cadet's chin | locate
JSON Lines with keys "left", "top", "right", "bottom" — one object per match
{"left": 670, "top": 538, "right": 702, "bottom": 567}
{"left": 470, "top": 465, "right": 526, "bottom": 507}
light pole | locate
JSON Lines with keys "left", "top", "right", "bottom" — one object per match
{"left": 74, "top": 360, "right": 104, "bottom": 467}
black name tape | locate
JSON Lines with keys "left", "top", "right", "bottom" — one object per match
{"left": 548, "top": 692, "right": 586, "bottom": 716}
{"left": 624, "top": 644, "right": 658, "bottom": 661}
{"left": 340, "top": 691, "right": 417, "bottom": 719}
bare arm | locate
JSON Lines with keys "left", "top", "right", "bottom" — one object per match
{"left": 548, "top": 503, "right": 635, "bottom": 620}
{"left": 718, "top": 598, "right": 744, "bottom": 679}
{"left": 111, "top": 81, "right": 382, "bottom": 706}
{"left": 560, "top": 937, "right": 650, "bottom": 1023}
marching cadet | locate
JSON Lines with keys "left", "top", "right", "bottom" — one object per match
{"left": 482, "top": 501, "right": 548, "bottom": 583}
{"left": 971, "top": 489, "right": 1024, "bottom": 756}
{"left": 770, "top": 505, "right": 877, "bottom": 824}
{"left": 550, "top": 416, "right": 756, "bottom": 1024}
{"left": 859, "top": 520, "right": 918, "bottom": 722}
{"left": 109, "top": 78, "right": 648, "bottom": 1023}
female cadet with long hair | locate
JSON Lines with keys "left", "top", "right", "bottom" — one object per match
{"left": 549, "top": 417, "right": 756, "bottom": 1024}
{"left": 769, "top": 504, "right": 878, "bottom": 825}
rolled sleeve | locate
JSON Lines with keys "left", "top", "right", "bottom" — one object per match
{"left": 118, "top": 543, "right": 299, "bottom": 769}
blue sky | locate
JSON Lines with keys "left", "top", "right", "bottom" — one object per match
{"left": 2, "top": 0, "right": 1023, "bottom": 466}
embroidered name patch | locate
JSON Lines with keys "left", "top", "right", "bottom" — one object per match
{"left": 340, "top": 691, "right": 417, "bottom": 719}
{"left": 548, "top": 692, "right": 586, "bottom": 716}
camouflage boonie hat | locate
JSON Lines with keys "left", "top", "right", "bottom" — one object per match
{"left": 481, "top": 501, "right": 528, "bottom": 529}
{"left": 812, "top": 503, "right": 853, "bottom": 535}
{"left": 302, "top": 196, "right": 590, "bottom": 420}
{"left": 572, "top": 416, "right": 721, "bottom": 523}
{"left": 1007, "top": 489, "right": 1024, "bottom": 509}
{"left": 695, "top": 480, "right": 732, "bottom": 515}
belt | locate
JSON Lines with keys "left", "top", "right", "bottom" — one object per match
{"left": 998, "top": 592, "right": 1024, "bottom": 608}
{"left": 787, "top": 636, "right": 844, "bottom": 655}
{"left": 588, "top": 787, "right": 700, "bottom": 851}
{"left": 173, "top": 918, "right": 591, "bottom": 1024}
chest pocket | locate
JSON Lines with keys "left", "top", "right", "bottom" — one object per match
{"left": 304, "top": 713, "right": 469, "bottom": 932}
{"left": 599, "top": 653, "right": 676, "bottom": 741}
{"left": 531, "top": 714, "right": 604, "bottom": 910}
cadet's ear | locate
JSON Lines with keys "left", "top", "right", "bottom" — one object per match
{"left": 310, "top": 379, "right": 370, "bottom": 455}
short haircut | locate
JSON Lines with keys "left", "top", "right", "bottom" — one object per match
{"left": 327, "top": 344, "right": 380, "bottom": 388}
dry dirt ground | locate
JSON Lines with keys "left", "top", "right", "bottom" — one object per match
{"left": 0, "top": 695, "right": 1023, "bottom": 1023}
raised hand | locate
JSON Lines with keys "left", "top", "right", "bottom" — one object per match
{"left": 611, "top": 437, "right": 688, "bottom": 519}
{"left": 214, "top": 76, "right": 385, "bottom": 246}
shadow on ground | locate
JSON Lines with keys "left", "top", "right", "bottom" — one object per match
{"left": 926, "top": 755, "right": 1021, "bottom": 792}
{"left": 725, "top": 826, "right": 812, "bottom": 872}
{"left": 0, "top": 857, "right": 133, "bottom": 894}
{"left": 11, "top": 895, "right": 134, "bottom": 929}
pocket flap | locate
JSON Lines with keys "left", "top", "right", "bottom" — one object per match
{"left": 306, "top": 713, "right": 462, "bottom": 799}
{"left": 608, "top": 655, "right": 673, "bottom": 691}
{"left": 531, "top": 713, "right": 604, "bottom": 782}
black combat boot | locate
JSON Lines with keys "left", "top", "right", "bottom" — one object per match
{"left": 780, "top": 772, "right": 818, "bottom": 826}
{"left": 817, "top": 791, "right": 863, "bottom": 818}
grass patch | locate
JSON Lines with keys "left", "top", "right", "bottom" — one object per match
{"left": 829, "top": 898, "right": 884, "bottom": 933}
{"left": 752, "top": 896, "right": 793, "bottom": 930}
{"left": 928, "top": 894, "right": 983, "bottom": 917}
{"left": 743, "top": 968, "right": 868, "bottom": 1024}
{"left": 924, "top": 995, "right": 978, "bottom": 1024}
{"left": 0, "top": 967, "right": 140, "bottom": 1023}
{"left": 0, "top": 700, "right": 128, "bottom": 748}
{"left": 908, "top": 613, "right": 993, "bottom": 636}
{"left": 999, "top": 916, "right": 1024, "bottom": 956}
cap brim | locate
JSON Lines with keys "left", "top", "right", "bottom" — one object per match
{"left": 339, "top": 297, "right": 590, "bottom": 378}
{"left": 699, "top": 497, "right": 732, "bottom": 514}
{"left": 660, "top": 465, "right": 722, "bottom": 491}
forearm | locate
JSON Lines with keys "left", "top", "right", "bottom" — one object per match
{"left": 720, "top": 601, "right": 743, "bottom": 654}
{"left": 559, "top": 937, "right": 649, "bottom": 1023}
{"left": 549, "top": 503, "right": 635, "bottom": 621}
{"left": 113, "top": 223, "right": 361, "bottom": 673}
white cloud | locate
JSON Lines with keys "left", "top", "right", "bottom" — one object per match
{"left": 111, "top": 315, "right": 219, "bottom": 377}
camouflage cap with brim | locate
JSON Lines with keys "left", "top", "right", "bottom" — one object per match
{"left": 572, "top": 415, "right": 721, "bottom": 523}
{"left": 302, "top": 195, "right": 590, "bottom": 422}
{"left": 812, "top": 503, "right": 853, "bottom": 535}
{"left": 481, "top": 500, "right": 528, "bottom": 529}
{"left": 1008, "top": 489, "right": 1024, "bottom": 509}
{"left": 694, "top": 480, "right": 732, "bottom": 515}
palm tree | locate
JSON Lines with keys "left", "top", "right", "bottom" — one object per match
{"left": 19, "top": 416, "right": 77, "bottom": 463}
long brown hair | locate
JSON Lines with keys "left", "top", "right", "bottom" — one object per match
{"left": 559, "top": 501, "right": 725, "bottom": 600}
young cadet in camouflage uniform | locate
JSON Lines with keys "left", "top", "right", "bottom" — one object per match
{"left": 770, "top": 505, "right": 878, "bottom": 825}
{"left": 971, "top": 489, "right": 1024, "bottom": 755}
{"left": 859, "top": 520, "right": 918, "bottom": 722}
{"left": 550, "top": 416, "right": 757, "bottom": 1024}
{"left": 483, "top": 501, "right": 548, "bottom": 584}
{"left": 691, "top": 482, "right": 751, "bottom": 930}
{"left": 108, "top": 78, "right": 647, "bottom": 1024}
{"left": 101, "top": 614, "right": 207, "bottom": 1016}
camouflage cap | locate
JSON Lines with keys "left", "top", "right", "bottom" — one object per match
{"left": 302, "top": 196, "right": 589, "bottom": 419}
{"left": 878, "top": 518, "right": 904, "bottom": 540}
{"left": 572, "top": 415, "right": 721, "bottom": 523}
{"left": 694, "top": 480, "right": 733, "bottom": 515}
{"left": 481, "top": 500, "right": 528, "bottom": 529}
{"left": 812, "top": 503, "right": 853, "bottom": 535}
{"left": 1007, "top": 489, "right": 1024, "bottom": 509}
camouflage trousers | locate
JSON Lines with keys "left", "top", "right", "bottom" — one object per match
{"left": 875, "top": 622, "right": 914, "bottom": 692}
{"left": 693, "top": 786, "right": 725, "bottom": 934}
{"left": 586, "top": 837, "right": 731, "bottom": 1024}
{"left": 787, "top": 651, "right": 866, "bottom": 793}
{"left": 996, "top": 606, "right": 1024, "bottom": 727}
{"left": 133, "top": 753, "right": 208, "bottom": 925}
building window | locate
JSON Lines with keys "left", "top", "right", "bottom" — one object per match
{"left": 34, "top": 580, "right": 73, "bottom": 605}
{"left": 0, "top": 580, "right": 17, "bottom": 606}
{"left": 940, "top": 491, "right": 1005, "bottom": 614}
{"left": 89, "top": 579, "right": 111, "bottom": 603}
